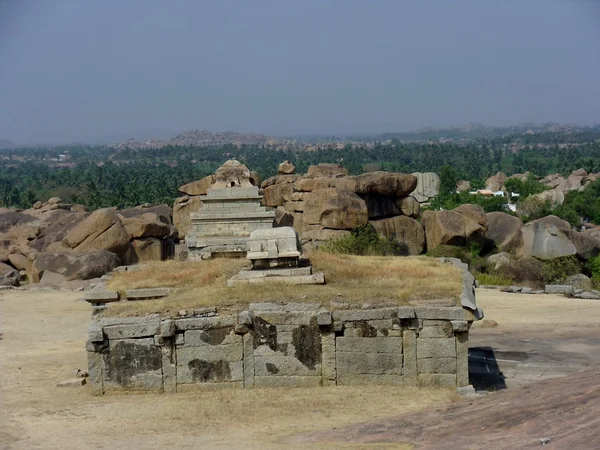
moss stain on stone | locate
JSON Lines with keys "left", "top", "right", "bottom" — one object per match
{"left": 187, "top": 359, "right": 231, "bottom": 382}
{"left": 292, "top": 318, "right": 322, "bottom": 370}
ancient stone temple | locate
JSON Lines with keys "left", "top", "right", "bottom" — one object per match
{"left": 185, "top": 160, "right": 275, "bottom": 259}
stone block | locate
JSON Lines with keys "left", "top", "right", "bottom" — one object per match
{"left": 418, "top": 324, "right": 453, "bottom": 339}
{"left": 160, "top": 319, "right": 176, "bottom": 337}
{"left": 416, "top": 337, "right": 456, "bottom": 359}
{"left": 85, "top": 340, "right": 107, "bottom": 352}
{"left": 177, "top": 381, "right": 244, "bottom": 392}
{"left": 337, "top": 374, "right": 403, "bottom": 386}
{"left": 175, "top": 333, "right": 185, "bottom": 346}
{"left": 249, "top": 302, "right": 321, "bottom": 311}
{"left": 417, "top": 373, "right": 457, "bottom": 387}
{"left": 456, "top": 332, "right": 469, "bottom": 387}
{"left": 184, "top": 328, "right": 242, "bottom": 347}
{"left": 88, "top": 323, "right": 104, "bottom": 343}
{"left": 126, "top": 287, "right": 172, "bottom": 300}
{"left": 336, "top": 337, "right": 403, "bottom": 354}
{"left": 451, "top": 320, "right": 469, "bottom": 332}
{"left": 193, "top": 307, "right": 217, "bottom": 317}
{"left": 177, "top": 344, "right": 243, "bottom": 363}
{"left": 337, "top": 352, "right": 403, "bottom": 375}
{"left": 417, "top": 358, "right": 457, "bottom": 374}
{"left": 253, "top": 376, "right": 322, "bottom": 388}
{"left": 321, "top": 331, "right": 336, "bottom": 385}
{"left": 251, "top": 311, "right": 315, "bottom": 325}
{"left": 243, "top": 333, "right": 255, "bottom": 388}
{"left": 367, "top": 319, "right": 394, "bottom": 336}
{"left": 56, "top": 378, "right": 86, "bottom": 387}
{"left": 237, "top": 310, "right": 254, "bottom": 325}
{"left": 175, "top": 315, "right": 236, "bottom": 330}
{"left": 95, "top": 315, "right": 160, "bottom": 328}
{"left": 84, "top": 290, "right": 120, "bottom": 303}
{"left": 397, "top": 306, "right": 416, "bottom": 318}
{"left": 423, "top": 319, "right": 449, "bottom": 327}
{"left": 317, "top": 309, "right": 332, "bottom": 326}
{"left": 332, "top": 308, "right": 397, "bottom": 322}
{"left": 413, "top": 307, "right": 467, "bottom": 320}
{"left": 254, "top": 356, "right": 321, "bottom": 376}
{"left": 177, "top": 360, "right": 243, "bottom": 384}
{"left": 162, "top": 345, "right": 177, "bottom": 393}
{"left": 102, "top": 320, "right": 161, "bottom": 340}
{"left": 403, "top": 330, "right": 417, "bottom": 387}
{"left": 87, "top": 351, "right": 104, "bottom": 395}
{"left": 103, "top": 338, "right": 163, "bottom": 391}
{"left": 545, "top": 284, "right": 575, "bottom": 295}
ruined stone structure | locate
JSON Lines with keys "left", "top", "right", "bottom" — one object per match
{"left": 185, "top": 160, "right": 275, "bottom": 259}
{"left": 86, "top": 303, "right": 477, "bottom": 394}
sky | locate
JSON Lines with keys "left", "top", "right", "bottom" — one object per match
{"left": 0, "top": 0, "right": 599, "bottom": 144}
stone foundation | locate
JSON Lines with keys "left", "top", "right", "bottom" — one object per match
{"left": 87, "top": 303, "right": 476, "bottom": 394}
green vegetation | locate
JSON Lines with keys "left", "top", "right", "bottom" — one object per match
{"left": 319, "top": 226, "right": 402, "bottom": 256}
{"left": 1, "top": 129, "right": 600, "bottom": 210}
{"left": 474, "top": 273, "right": 513, "bottom": 286}
{"left": 504, "top": 175, "right": 548, "bottom": 198}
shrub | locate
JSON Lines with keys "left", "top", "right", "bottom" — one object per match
{"left": 495, "top": 257, "right": 544, "bottom": 286}
{"left": 585, "top": 256, "right": 600, "bottom": 287}
{"left": 540, "top": 256, "right": 583, "bottom": 284}
{"left": 426, "top": 243, "right": 489, "bottom": 272}
{"left": 319, "top": 225, "right": 402, "bottom": 256}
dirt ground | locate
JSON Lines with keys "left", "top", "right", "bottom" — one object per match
{"left": 1, "top": 288, "right": 600, "bottom": 449}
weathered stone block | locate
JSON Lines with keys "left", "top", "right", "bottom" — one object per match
{"left": 332, "top": 308, "right": 397, "bottom": 322}
{"left": 417, "top": 373, "right": 457, "bottom": 387}
{"left": 175, "top": 316, "right": 236, "bottom": 330}
{"left": 102, "top": 320, "right": 161, "bottom": 340}
{"left": 417, "top": 358, "right": 457, "bottom": 374}
{"left": 545, "top": 284, "right": 575, "bottom": 295}
{"left": 84, "top": 290, "right": 120, "bottom": 303}
{"left": 177, "top": 344, "right": 243, "bottom": 363}
{"left": 252, "top": 311, "right": 315, "bottom": 325}
{"left": 336, "top": 337, "right": 403, "bottom": 354}
{"left": 160, "top": 319, "right": 176, "bottom": 337}
{"left": 337, "top": 374, "right": 403, "bottom": 386}
{"left": 397, "top": 306, "right": 416, "bottom": 318}
{"left": 237, "top": 310, "right": 254, "bottom": 326}
{"left": 254, "top": 356, "right": 321, "bottom": 376}
{"left": 175, "top": 333, "right": 185, "bottom": 346}
{"left": 162, "top": 345, "right": 177, "bottom": 393}
{"left": 417, "top": 337, "right": 456, "bottom": 359}
{"left": 456, "top": 332, "right": 469, "bottom": 387}
{"left": 102, "top": 338, "right": 163, "bottom": 391}
{"left": 337, "top": 352, "right": 403, "bottom": 375}
{"left": 87, "top": 351, "right": 104, "bottom": 395}
{"left": 414, "top": 307, "right": 467, "bottom": 320}
{"left": 243, "top": 333, "right": 254, "bottom": 387}
{"left": 184, "top": 328, "right": 242, "bottom": 347}
{"left": 253, "top": 375, "right": 321, "bottom": 388}
{"left": 423, "top": 319, "right": 449, "bottom": 327}
{"left": 125, "top": 287, "right": 172, "bottom": 300}
{"left": 249, "top": 302, "right": 321, "bottom": 311}
{"left": 451, "top": 320, "right": 469, "bottom": 332}
{"left": 88, "top": 323, "right": 104, "bottom": 343}
{"left": 317, "top": 309, "right": 332, "bottom": 326}
{"left": 85, "top": 340, "right": 107, "bottom": 352}
{"left": 418, "top": 325, "right": 453, "bottom": 339}
{"left": 403, "top": 330, "right": 417, "bottom": 387}
{"left": 321, "top": 331, "right": 336, "bottom": 385}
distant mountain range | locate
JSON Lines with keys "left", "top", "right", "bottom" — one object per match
{"left": 0, "top": 139, "right": 18, "bottom": 149}
{"left": 114, "top": 129, "right": 299, "bottom": 150}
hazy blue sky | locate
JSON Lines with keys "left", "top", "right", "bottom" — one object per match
{"left": 1, "top": 0, "right": 599, "bottom": 144}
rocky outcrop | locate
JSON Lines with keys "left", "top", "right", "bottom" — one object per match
{"left": 278, "top": 161, "right": 296, "bottom": 175}
{"left": 306, "top": 163, "right": 348, "bottom": 178}
{"left": 31, "top": 250, "right": 119, "bottom": 283}
{"left": 0, "top": 261, "right": 20, "bottom": 286}
{"left": 303, "top": 188, "right": 368, "bottom": 230}
{"left": 456, "top": 180, "right": 471, "bottom": 192}
{"left": 121, "top": 213, "right": 171, "bottom": 239}
{"left": 486, "top": 212, "right": 523, "bottom": 251}
{"left": 411, "top": 172, "right": 440, "bottom": 203}
{"left": 370, "top": 216, "right": 425, "bottom": 256}
{"left": 516, "top": 216, "right": 576, "bottom": 260}
{"left": 421, "top": 209, "right": 485, "bottom": 251}
{"left": 61, "top": 208, "right": 130, "bottom": 257}
{"left": 354, "top": 172, "right": 417, "bottom": 197}
{"left": 178, "top": 175, "right": 214, "bottom": 196}
{"left": 173, "top": 196, "right": 203, "bottom": 239}
{"left": 454, "top": 204, "right": 488, "bottom": 234}
{"left": 485, "top": 172, "right": 507, "bottom": 192}
{"left": 395, "top": 196, "right": 421, "bottom": 218}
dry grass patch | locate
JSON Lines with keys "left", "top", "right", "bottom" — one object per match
{"left": 105, "top": 251, "right": 463, "bottom": 316}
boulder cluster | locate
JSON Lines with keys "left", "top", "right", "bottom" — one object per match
{"left": 260, "top": 162, "right": 439, "bottom": 255}
{"left": 0, "top": 199, "right": 176, "bottom": 286}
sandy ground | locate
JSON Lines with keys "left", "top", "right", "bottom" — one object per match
{"left": 1, "top": 288, "right": 599, "bottom": 449}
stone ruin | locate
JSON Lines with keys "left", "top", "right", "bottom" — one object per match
{"left": 227, "top": 226, "right": 325, "bottom": 286}
{"left": 185, "top": 160, "right": 275, "bottom": 259}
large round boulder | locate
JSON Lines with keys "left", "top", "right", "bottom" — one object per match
{"left": 516, "top": 217, "right": 576, "bottom": 260}
{"left": 28, "top": 211, "right": 87, "bottom": 252}
{"left": 354, "top": 172, "right": 417, "bottom": 197}
{"left": 394, "top": 196, "right": 421, "bottom": 218}
{"left": 411, "top": 172, "right": 441, "bottom": 203}
{"left": 178, "top": 175, "right": 215, "bottom": 196}
{"left": 486, "top": 212, "right": 523, "bottom": 251}
{"left": 485, "top": 171, "right": 507, "bottom": 192}
{"left": 421, "top": 210, "right": 484, "bottom": 251}
{"left": 454, "top": 204, "right": 488, "bottom": 233}
{"left": 173, "top": 196, "right": 203, "bottom": 239}
{"left": 369, "top": 216, "right": 425, "bottom": 255}
{"left": 262, "top": 183, "right": 294, "bottom": 207}
{"left": 278, "top": 161, "right": 296, "bottom": 175}
{"left": 305, "top": 163, "right": 348, "bottom": 178}
{"left": 121, "top": 213, "right": 171, "bottom": 239}
{"left": 303, "top": 188, "right": 368, "bottom": 230}
{"left": 32, "top": 250, "right": 119, "bottom": 282}
{"left": 0, "top": 261, "right": 20, "bottom": 286}
{"left": 61, "top": 208, "right": 129, "bottom": 256}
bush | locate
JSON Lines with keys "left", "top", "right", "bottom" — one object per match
{"left": 426, "top": 244, "right": 489, "bottom": 272}
{"left": 494, "top": 257, "right": 544, "bottom": 286}
{"left": 319, "top": 225, "right": 402, "bottom": 256}
{"left": 540, "top": 256, "right": 583, "bottom": 284}
{"left": 585, "top": 256, "right": 600, "bottom": 288}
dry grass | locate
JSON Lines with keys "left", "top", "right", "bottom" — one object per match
{"left": 105, "top": 251, "right": 463, "bottom": 316}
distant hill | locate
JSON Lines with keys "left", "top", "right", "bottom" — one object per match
{"left": 0, "top": 139, "right": 18, "bottom": 149}
{"left": 114, "top": 129, "right": 299, "bottom": 150}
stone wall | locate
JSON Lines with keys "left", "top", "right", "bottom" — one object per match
{"left": 87, "top": 303, "right": 476, "bottom": 394}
